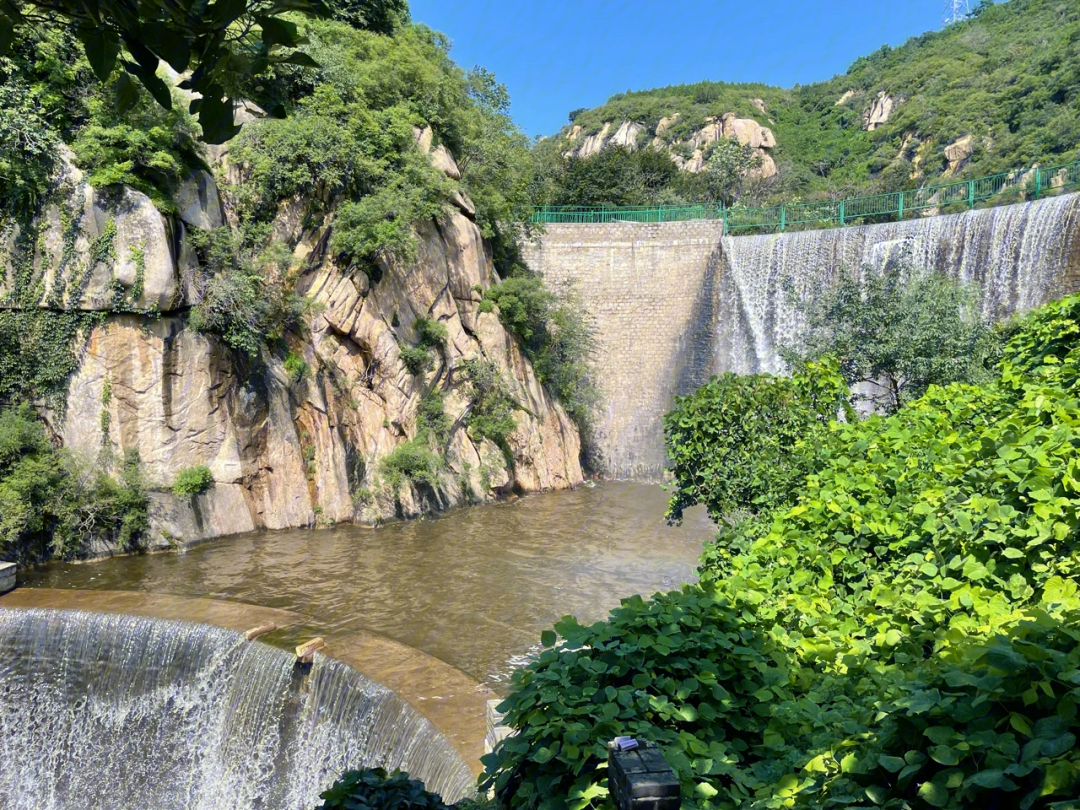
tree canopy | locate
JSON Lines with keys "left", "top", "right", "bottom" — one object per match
{"left": 0, "top": 0, "right": 408, "bottom": 142}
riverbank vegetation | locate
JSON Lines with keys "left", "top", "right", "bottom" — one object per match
{"left": 484, "top": 291, "right": 1080, "bottom": 808}
{"left": 535, "top": 0, "right": 1080, "bottom": 209}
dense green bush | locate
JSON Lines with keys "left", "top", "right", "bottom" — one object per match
{"left": 461, "top": 357, "right": 518, "bottom": 451}
{"left": 72, "top": 82, "right": 203, "bottom": 212}
{"left": 0, "top": 405, "right": 148, "bottom": 563}
{"left": 187, "top": 227, "right": 305, "bottom": 357}
{"left": 483, "top": 293, "right": 1080, "bottom": 810}
{"left": 316, "top": 768, "right": 449, "bottom": 810}
{"left": 171, "top": 465, "right": 214, "bottom": 497}
{"left": 483, "top": 276, "right": 596, "bottom": 426}
{"left": 663, "top": 358, "right": 852, "bottom": 524}
{"left": 379, "top": 438, "right": 443, "bottom": 490}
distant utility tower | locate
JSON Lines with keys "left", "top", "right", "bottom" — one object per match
{"left": 942, "top": 0, "right": 970, "bottom": 25}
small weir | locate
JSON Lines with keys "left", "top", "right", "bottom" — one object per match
{"left": 0, "top": 608, "right": 475, "bottom": 810}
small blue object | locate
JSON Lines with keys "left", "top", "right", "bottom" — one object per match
{"left": 613, "top": 736, "right": 638, "bottom": 751}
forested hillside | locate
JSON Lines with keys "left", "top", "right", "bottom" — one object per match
{"left": 535, "top": 0, "right": 1080, "bottom": 208}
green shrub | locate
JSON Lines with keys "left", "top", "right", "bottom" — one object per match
{"left": 171, "top": 465, "right": 214, "bottom": 497}
{"left": 418, "top": 390, "right": 451, "bottom": 442}
{"left": 484, "top": 275, "right": 596, "bottom": 426}
{"left": 415, "top": 316, "right": 449, "bottom": 348}
{"left": 315, "top": 768, "right": 449, "bottom": 810}
{"left": 0, "top": 405, "right": 147, "bottom": 563}
{"left": 283, "top": 351, "right": 309, "bottom": 384}
{"left": 400, "top": 345, "right": 434, "bottom": 376}
{"left": 663, "top": 357, "right": 853, "bottom": 524}
{"left": 484, "top": 293, "right": 1080, "bottom": 810}
{"left": 71, "top": 81, "right": 203, "bottom": 212}
{"left": 379, "top": 438, "right": 442, "bottom": 490}
{"left": 461, "top": 357, "right": 517, "bottom": 451}
{"left": 187, "top": 228, "right": 305, "bottom": 357}
{"left": 782, "top": 263, "right": 1002, "bottom": 412}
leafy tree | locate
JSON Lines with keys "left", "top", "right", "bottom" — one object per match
{"left": 782, "top": 262, "right": 1001, "bottom": 412}
{"left": 702, "top": 137, "right": 762, "bottom": 206}
{"left": 663, "top": 358, "right": 852, "bottom": 524}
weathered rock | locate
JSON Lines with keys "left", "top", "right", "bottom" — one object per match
{"left": 751, "top": 98, "right": 768, "bottom": 114}
{"left": 174, "top": 170, "right": 225, "bottom": 230}
{"left": 3, "top": 152, "right": 182, "bottom": 313}
{"left": 573, "top": 122, "right": 612, "bottom": 159}
{"left": 609, "top": 121, "right": 645, "bottom": 151}
{"left": 944, "top": 134, "right": 975, "bottom": 174}
{"left": 0, "top": 562, "right": 14, "bottom": 593}
{"left": 654, "top": 114, "right": 680, "bottom": 138}
{"left": 835, "top": 89, "right": 858, "bottom": 106}
{"left": 720, "top": 113, "right": 776, "bottom": 149}
{"left": 863, "top": 92, "right": 896, "bottom": 131}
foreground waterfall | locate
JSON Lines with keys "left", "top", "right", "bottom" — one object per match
{"left": 717, "top": 193, "right": 1080, "bottom": 375}
{"left": 0, "top": 609, "right": 474, "bottom": 809}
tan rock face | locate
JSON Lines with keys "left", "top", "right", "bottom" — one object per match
{"left": 1, "top": 152, "right": 181, "bottom": 312}
{"left": 56, "top": 195, "right": 583, "bottom": 545}
{"left": 944, "top": 134, "right": 975, "bottom": 174}
{"left": 863, "top": 92, "right": 896, "bottom": 131}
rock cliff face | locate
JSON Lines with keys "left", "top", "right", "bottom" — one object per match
{"left": 8, "top": 147, "right": 583, "bottom": 551}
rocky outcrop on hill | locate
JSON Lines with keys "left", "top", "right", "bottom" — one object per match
{"left": 564, "top": 110, "right": 778, "bottom": 179}
{"left": 863, "top": 92, "right": 897, "bottom": 131}
{"left": 7, "top": 141, "right": 583, "bottom": 551}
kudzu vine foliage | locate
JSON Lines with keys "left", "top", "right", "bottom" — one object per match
{"left": 483, "top": 294, "right": 1080, "bottom": 810}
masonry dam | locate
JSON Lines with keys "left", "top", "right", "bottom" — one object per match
{"left": 523, "top": 193, "right": 1080, "bottom": 478}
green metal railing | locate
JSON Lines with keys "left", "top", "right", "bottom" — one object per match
{"left": 529, "top": 159, "right": 1080, "bottom": 234}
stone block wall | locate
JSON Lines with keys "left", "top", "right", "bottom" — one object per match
{"left": 522, "top": 221, "right": 726, "bottom": 478}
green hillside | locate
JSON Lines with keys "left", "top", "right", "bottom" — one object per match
{"left": 535, "top": 0, "right": 1080, "bottom": 208}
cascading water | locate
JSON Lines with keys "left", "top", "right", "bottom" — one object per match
{"left": 717, "top": 193, "right": 1080, "bottom": 375}
{"left": 0, "top": 608, "right": 475, "bottom": 810}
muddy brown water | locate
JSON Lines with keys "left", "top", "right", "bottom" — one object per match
{"left": 22, "top": 482, "right": 714, "bottom": 691}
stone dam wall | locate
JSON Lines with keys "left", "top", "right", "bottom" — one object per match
{"left": 523, "top": 194, "right": 1080, "bottom": 478}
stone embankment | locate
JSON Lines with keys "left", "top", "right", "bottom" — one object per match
{"left": 4, "top": 138, "right": 582, "bottom": 551}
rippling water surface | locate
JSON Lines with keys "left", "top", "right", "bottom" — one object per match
{"left": 24, "top": 482, "right": 713, "bottom": 688}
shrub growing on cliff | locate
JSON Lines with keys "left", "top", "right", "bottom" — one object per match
{"left": 172, "top": 465, "right": 214, "bottom": 498}
{"left": 187, "top": 228, "right": 305, "bottom": 357}
{"left": 0, "top": 405, "right": 148, "bottom": 563}
{"left": 484, "top": 294, "right": 1080, "bottom": 809}
{"left": 461, "top": 358, "right": 518, "bottom": 453}
{"left": 483, "top": 275, "right": 597, "bottom": 426}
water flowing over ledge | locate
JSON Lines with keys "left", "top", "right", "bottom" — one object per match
{"left": 529, "top": 193, "right": 1080, "bottom": 477}
{"left": 0, "top": 608, "right": 475, "bottom": 809}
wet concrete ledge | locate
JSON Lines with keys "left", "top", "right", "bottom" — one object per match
{"left": 0, "top": 588, "right": 493, "bottom": 776}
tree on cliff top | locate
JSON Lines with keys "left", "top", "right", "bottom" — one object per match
{"left": 0, "top": 0, "right": 407, "bottom": 142}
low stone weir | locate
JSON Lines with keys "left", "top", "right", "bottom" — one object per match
{"left": 0, "top": 608, "right": 475, "bottom": 809}
{"left": 528, "top": 194, "right": 1080, "bottom": 476}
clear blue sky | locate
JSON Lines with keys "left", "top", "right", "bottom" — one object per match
{"left": 407, "top": 0, "right": 953, "bottom": 138}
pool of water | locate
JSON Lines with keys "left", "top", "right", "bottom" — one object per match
{"left": 23, "top": 482, "right": 714, "bottom": 689}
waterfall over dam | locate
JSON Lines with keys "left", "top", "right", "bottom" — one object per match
{"left": 0, "top": 608, "right": 475, "bottom": 810}
{"left": 523, "top": 193, "right": 1080, "bottom": 477}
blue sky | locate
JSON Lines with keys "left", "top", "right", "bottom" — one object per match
{"left": 407, "top": 0, "right": 955, "bottom": 138}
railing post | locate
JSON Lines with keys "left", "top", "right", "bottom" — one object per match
{"left": 897, "top": 192, "right": 904, "bottom": 222}
{"left": 780, "top": 206, "right": 786, "bottom": 233}
{"left": 968, "top": 180, "right": 975, "bottom": 209}
{"left": 1035, "top": 167, "right": 1042, "bottom": 200}
{"left": 839, "top": 201, "right": 845, "bottom": 227}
